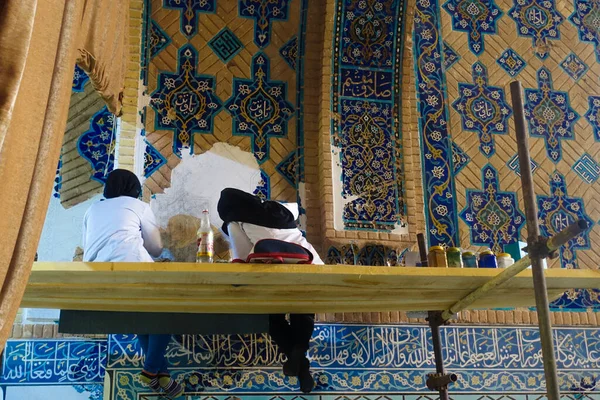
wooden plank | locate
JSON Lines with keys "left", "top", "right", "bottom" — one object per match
{"left": 21, "top": 262, "right": 600, "bottom": 314}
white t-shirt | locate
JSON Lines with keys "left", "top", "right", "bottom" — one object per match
{"left": 82, "top": 197, "right": 162, "bottom": 262}
{"left": 227, "top": 222, "right": 324, "bottom": 265}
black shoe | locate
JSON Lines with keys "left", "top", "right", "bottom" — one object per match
{"left": 298, "top": 358, "right": 314, "bottom": 394}
{"left": 282, "top": 347, "right": 304, "bottom": 376}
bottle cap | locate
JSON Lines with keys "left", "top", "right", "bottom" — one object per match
{"left": 498, "top": 253, "right": 511, "bottom": 258}
{"left": 429, "top": 245, "right": 444, "bottom": 252}
{"left": 480, "top": 250, "right": 494, "bottom": 256}
{"left": 462, "top": 251, "right": 475, "bottom": 257}
{"left": 447, "top": 247, "right": 461, "bottom": 253}
{"left": 202, "top": 209, "right": 209, "bottom": 213}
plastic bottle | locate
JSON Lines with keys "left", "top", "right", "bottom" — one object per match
{"left": 196, "top": 209, "right": 214, "bottom": 263}
{"left": 497, "top": 253, "right": 515, "bottom": 268}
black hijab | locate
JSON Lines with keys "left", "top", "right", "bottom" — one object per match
{"left": 104, "top": 169, "right": 142, "bottom": 199}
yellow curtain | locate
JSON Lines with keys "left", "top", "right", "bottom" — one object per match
{"left": 0, "top": 0, "right": 129, "bottom": 349}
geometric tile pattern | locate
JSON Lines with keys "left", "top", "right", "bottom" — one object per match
{"left": 584, "top": 96, "right": 600, "bottom": 142}
{"left": 225, "top": 52, "right": 294, "bottom": 164}
{"left": 524, "top": 67, "right": 579, "bottom": 163}
{"left": 327, "top": 244, "right": 407, "bottom": 266}
{"left": 208, "top": 27, "right": 243, "bottom": 64}
{"left": 239, "top": 0, "right": 290, "bottom": 48}
{"left": 452, "top": 62, "right": 512, "bottom": 158}
{"left": 551, "top": 288, "right": 600, "bottom": 310}
{"left": 460, "top": 164, "right": 526, "bottom": 253}
{"left": 149, "top": 19, "right": 171, "bottom": 60}
{"left": 414, "top": 0, "right": 459, "bottom": 246}
{"left": 507, "top": 153, "right": 539, "bottom": 177}
{"left": 442, "top": 0, "right": 502, "bottom": 55}
{"left": 573, "top": 153, "right": 600, "bottom": 184}
{"left": 149, "top": 45, "right": 223, "bottom": 157}
{"left": 331, "top": 0, "right": 407, "bottom": 232}
{"left": 537, "top": 171, "right": 594, "bottom": 269}
{"left": 280, "top": 35, "right": 298, "bottom": 70}
{"left": 569, "top": 0, "right": 600, "bottom": 62}
{"left": 560, "top": 52, "right": 588, "bottom": 81}
{"left": 77, "top": 106, "right": 116, "bottom": 185}
{"left": 509, "top": 0, "right": 564, "bottom": 59}
{"left": 497, "top": 48, "right": 526, "bottom": 77}
{"left": 276, "top": 150, "right": 300, "bottom": 188}
{"left": 253, "top": 170, "right": 271, "bottom": 200}
{"left": 443, "top": 41, "right": 460, "bottom": 70}
{"left": 452, "top": 140, "right": 471, "bottom": 175}
{"left": 164, "top": 0, "right": 216, "bottom": 38}
{"left": 72, "top": 64, "right": 89, "bottom": 92}
{"left": 143, "top": 139, "right": 168, "bottom": 179}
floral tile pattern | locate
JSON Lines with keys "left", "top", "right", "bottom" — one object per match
{"left": 460, "top": 164, "right": 525, "bottom": 253}
{"left": 150, "top": 44, "right": 223, "bottom": 157}
{"left": 451, "top": 62, "right": 512, "bottom": 158}
{"left": 509, "top": 0, "right": 564, "bottom": 59}
{"left": 225, "top": 52, "right": 294, "bottom": 164}
{"left": 537, "top": 171, "right": 594, "bottom": 269}
{"left": 442, "top": 0, "right": 502, "bottom": 55}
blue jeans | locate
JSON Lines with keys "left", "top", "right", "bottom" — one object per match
{"left": 137, "top": 334, "right": 171, "bottom": 374}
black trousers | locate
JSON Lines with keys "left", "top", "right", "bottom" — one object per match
{"left": 268, "top": 314, "right": 315, "bottom": 356}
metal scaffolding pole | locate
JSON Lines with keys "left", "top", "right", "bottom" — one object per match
{"left": 510, "top": 80, "right": 560, "bottom": 400}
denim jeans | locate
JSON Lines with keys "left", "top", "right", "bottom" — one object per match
{"left": 137, "top": 334, "right": 171, "bottom": 374}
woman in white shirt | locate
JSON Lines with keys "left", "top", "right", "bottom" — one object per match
{"left": 82, "top": 169, "right": 183, "bottom": 399}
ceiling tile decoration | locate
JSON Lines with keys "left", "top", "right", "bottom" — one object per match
{"left": 452, "top": 61, "right": 512, "bottom": 158}
{"left": 584, "top": 95, "right": 600, "bottom": 142}
{"left": 537, "top": 171, "right": 594, "bottom": 268}
{"left": 143, "top": 139, "right": 167, "bottom": 179}
{"left": 443, "top": 41, "right": 461, "bottom": 70}
{"left": 509, "top": 0, "right": 564, "bottom": 59}
{"left": 72, "top": 65, "right": 89, "bottom": 92}
{"left": 572, "top": 153, "right": 600, "bottom": 184}
{"left": 451, "top": 141, "right": 471, "bottom": 175}
{"left": 149, "top": 44, "right": 223, "bottom": 157}
{"left": 239, "top": 0, "right": 290, "bottom": 48}
{"left": 208, "top": 27, "right": 244, "bottom": 63}
{"left": 280, "top": 35, "right": 298, "bottom": 70}
{"left": 569, "top": 0, "right": 600, "bottom": 62}
{"left": 164, "top": 0, "right": 216, "bottom": 38}
{"left": 506, "top": 154, "right": 539, "bottom": 177}
{"left": 442, "top": 0, "right": 502, "bottom": 55}
{"left": 225, "top": 52, "right": 294, "bottom": 164}
{"left": 460, "top": 164, "right": 526, "bottom": 253}
{"left": 559, "top": 52, "right": 588, "bottom": 81}
{"left": 524, "top": 67, "right": 579, "bottom": 163}
{"left": 496, "top": 48, "right": 527, "bottom": 77}
{"left": 77, "top": 106, "right": 116, "bottom": 184}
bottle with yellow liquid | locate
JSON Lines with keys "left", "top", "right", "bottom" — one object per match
{"left": 196, "top": 209, "right": 214, "bottom": 263}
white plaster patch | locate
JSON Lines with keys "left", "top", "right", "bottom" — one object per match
{"left": 37, "top": 194, "right": 102, "bottom": 262}
{"left": 150, "top": 142, "right": 262, "bottom": 229}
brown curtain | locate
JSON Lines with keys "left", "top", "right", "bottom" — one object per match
{"left": 0, "top": 0, "right": 129, "bottom": 349}
{"left": 77, "top": 0, "right": 129, "bottom": 116}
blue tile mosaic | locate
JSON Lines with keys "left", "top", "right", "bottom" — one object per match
{"left": 443, "top": 41, "right": 460, "bottom": 70}
{"left": 53, "top": 156, "right": 62, "bottom": 199}
{"left": 507, "top": 153, "right": 539, "bottom": 177}
{"left": 452, "top": 140, "right": 470, "bottom": 175}
{"left": 573, "top": 153, "right": 600, "bottom": 184}
{"left": 72, "top": 65, "right": 89, "bottom": 93}
{"left": 524, "top": 67, "right": 579, "bottom": 163}
{"left": 276, "top": 150, "right": 302, "bottom": 188}
{"left": 239, "top": 0, "right": 290, "bottom": 49}
{"left": 584, "top": 96, "right": 600, "bottom": 142}
{"left": 332, "top": 0, "right": 407, "bottom": 232}
{"left": 442, "top": 0, "right": 502, "bottom": 55}
{"left": 225, "top": 52, "right": 294, "bottom": 164}
{"left": 150, "top": 44, "right": 223, "bottom": 157}
{"left": 253, "top": 170, "right": 271, "bottom": 200}
{"left": 208, "top": 27, "right": 244, "bottom": 64}
{"left": 164, "top": 0, "right": 216, "bottom": 38}
{"left": 560, "top": 52, "right": 589, "bottom": 81}
{"left": 460, "top": 164, "right": 525, "bottom": 253}
{"left": 537, "top": 171, "right": 594, "bottom": 269}
{"left": 413, "top": 0, "right": 459, "bottom": 246}
{"left": 1, "top": 339, "right": 106, "bottom": 384}
{"left": 509, "top": 0, "right": 564, "bottom": 59}
{"left": 77, "top": 106, "right": 116, "bottom": 184}
{"left": 73, "top": 384, "right": 103, "bottom": 400}
{"left": 569, "top": 0, "right": 600, "bottom": 62}
{"left": 280, "top": 35, "right": 298, "bottom": 70}
{"left": 143, "top": 139, "right": 167, "bottom": 179}
{"left": 148, "top": 19, "right": 171, "bottom": 60}
{"left": 497, "top": 48, "right": 526, "bottom": 77}
{"left": 551, "top": 288, "right": 600, "bottom": 311}
{"left": 452, "top": 62, "right": 512, "bottom": 158}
